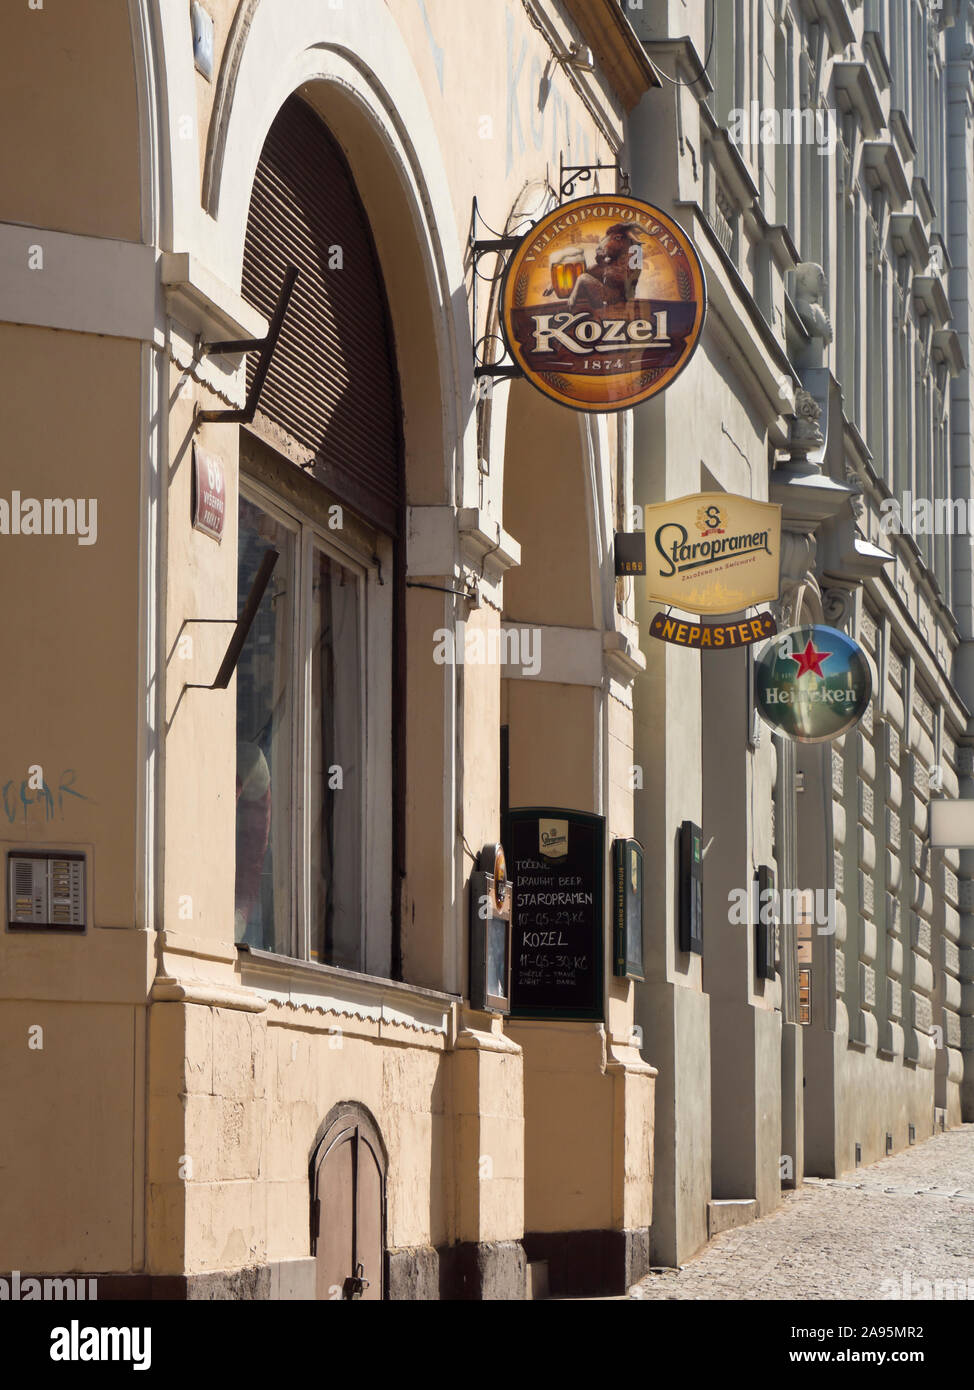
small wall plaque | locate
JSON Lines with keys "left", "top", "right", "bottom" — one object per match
{"left": 191, "top": 2, "right": 215, "bottom": 81}
{"left": 614, "top": 532, "right": 646, "bottom": 577}
{"left": 192, "top": 443, "right": 226, "bottom": 542}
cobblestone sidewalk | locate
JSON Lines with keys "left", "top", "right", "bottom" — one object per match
{"left": 631, "top": 1125, "right": 974, "bottom": 1300}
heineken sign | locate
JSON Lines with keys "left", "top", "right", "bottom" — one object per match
{"left": 755, "top": 625, "right": 872, "bottom": 743}
{"left": 500, "top": 195, "right": 706, "bottom": 413}
{"left": 644, "top": 492, "right": 782, "bottom": 615}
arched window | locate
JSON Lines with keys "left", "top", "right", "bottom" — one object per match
{"left": 234, "top": 95, "right": 404, "bottom": 976}
{"left": 242, "top": 94, "right": 403, "bottom": 532}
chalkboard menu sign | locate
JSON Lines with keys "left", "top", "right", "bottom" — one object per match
{"left": 503, "top": 807, "right": 605, "bottom": 1021}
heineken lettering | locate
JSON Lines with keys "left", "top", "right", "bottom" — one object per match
{"left": 501, "top": 195, "right": 705, "bottom": 412}
{"left": 763, "top": 687, "right": 856, "bottom": 704}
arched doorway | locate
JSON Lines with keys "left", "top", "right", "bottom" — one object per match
{"left": 310, "top": 1105, "right": 387, "bottom": 1300}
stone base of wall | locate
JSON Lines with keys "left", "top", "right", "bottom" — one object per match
{"left": 72, "top": 1259, "right": 316, "bottom": 1300}
{"left": 523, "top": 1227, "right": 650, "bottom": 1298}
{"left": 386, "top": 1245, "right": 527, "bottom": 1295}
{"left": 386, "top": 1244, "right": 441, "bottom": 1300}
{"left": 388, "top": 1240, "right": 526, "bottom": 1300}
{"left": 66, "top": 1245, "right": 533, "bottom": 1301}
{"left": 438, "top": 1240, "right": 527, "bottom": 1300}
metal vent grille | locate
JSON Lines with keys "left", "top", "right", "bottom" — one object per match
{"left": 242, "top": 95, "right": 403, "bottom": 535}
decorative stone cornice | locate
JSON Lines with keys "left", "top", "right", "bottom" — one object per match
{"left": 820, "top": 530, "right": 894, "bottom": 587}
{"left": 237, "top": 945, "right": 458, "bottom": 1036}
{"left": 799, "top": 0, "right": 856, "bottom": 53}
{"left": 455, "top": 1024, "right": 522, "bottom": 1055}
{"left": 603, "top": 627, "right": 647, "bottom": 685}
{"left": 889, "top": 212, "right": 930, "bottom": 271}
{"left": 161, "top": 252, "right": 267, "bottom": 344}
{"left": 832, "top": 57, "right": 886, "bottom": 138}
{"left": 457, "top": 508, "right": 521, "bottom": 584}
{"left": 932, "top": 329, "right": 966, "bottom": 375}
{"left": 637, "top": 34, "right": 712, "bottom": 96}
{"left": 861, "top": 30, "right": 893, "bottom": 92}
{"left": 913, "top": 273, "right": 952, "bottom": 329}
{"left": 151, "top": 974, "right": 267, "bottom": 1013}
{"left": 604, "top": 1039, "right": 658, "bottom": 1079}
{"left": 862, "top": 139, "right": 912, "bottom": 209}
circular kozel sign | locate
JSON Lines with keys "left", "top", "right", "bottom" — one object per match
{"left": 755, "top": 625, "right": 873, "bottom": 744}
{"left": 501, "top": 195, "right": 706, "bottom": 413}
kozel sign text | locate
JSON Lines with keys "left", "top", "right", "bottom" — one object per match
{"left": 501, "top": 196, "right": 706, "bottom": 412}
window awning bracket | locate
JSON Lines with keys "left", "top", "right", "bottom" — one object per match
{"left": 184, "top": 548, "right": 280, "bottom": 690}
{"left": 194, "top": 266, "right": 299, "bottom": 427}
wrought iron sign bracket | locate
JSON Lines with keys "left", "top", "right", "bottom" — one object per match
{"left": 559, "top": 159, "right": 631, "bottom": 202}
{"left": 469, "top": 198, "right": 527, "bottom": 386}
{"left": 183, "top": 548, "right": 279, "bottom": 691}
{"left": 474, "top": 364, "right": 522, "bottom": 384}
{"left": 471, "top": 235, "right": 523, "bottom": 256}
{"left": 194, "top": 265, "right": 299, "bottom": 427}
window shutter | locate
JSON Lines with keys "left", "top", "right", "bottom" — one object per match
{"left": 242, "top": 95, "right": 403, "bottom": 535}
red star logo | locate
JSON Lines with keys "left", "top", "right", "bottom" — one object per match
{"left": 788, "top": 638, "right": 831, "bottom": 678}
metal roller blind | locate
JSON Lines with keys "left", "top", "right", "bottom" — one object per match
{"left": 242, "top": 95, "right": 403, "bottom": 535}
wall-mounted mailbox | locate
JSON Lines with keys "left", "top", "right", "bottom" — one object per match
{"left": 613, "top": 837, "right": 644, "bottom": 980}
{"left": 469, "top": 843, "right": 511, "bottom": 1013}
{"left": 754, "top": 863, "right": 777, "bottom": 980}
{"left": 8, "top": 852, "right": 86, "bottom": 931}
{"left": 678, "top": 820, "right": 703, "bottom": 954}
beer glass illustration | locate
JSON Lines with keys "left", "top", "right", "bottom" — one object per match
{"left": 549, "top": 245, "right": 587, "bottom": 299}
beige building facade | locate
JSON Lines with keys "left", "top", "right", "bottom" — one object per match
{"left": 4, "top": 0, "right": 974, "bottom": 1303}
{"left": 0, "top": 0, "right": 661, "bottom": 1299}
{"left": 628, "top": 0, "right": 974, "bottom": 1266}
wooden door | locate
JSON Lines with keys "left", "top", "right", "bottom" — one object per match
{"left": 313, "top": 1113, "right": 385, "bottom": 1300}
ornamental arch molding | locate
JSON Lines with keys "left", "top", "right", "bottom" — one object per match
{"left": 153, "top": 0, "right": 474, "bottom": 509}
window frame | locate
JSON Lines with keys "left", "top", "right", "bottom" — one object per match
{"left": 237, "top": 472, "right": 386, "bottom": 974}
